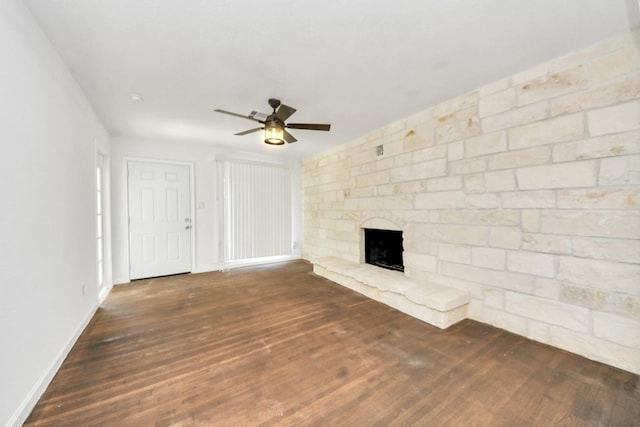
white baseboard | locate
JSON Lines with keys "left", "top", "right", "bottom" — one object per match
{"left": 220, "top": 255, "right": 301, "bottom": 270}
{"left": 7, "top": 304, "right": 99, "bottom": 427}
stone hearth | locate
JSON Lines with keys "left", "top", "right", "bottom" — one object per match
{"left": 312, "top": 256, "right": 469, "bottom": 329}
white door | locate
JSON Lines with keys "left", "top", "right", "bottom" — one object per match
{"left": 128, "top": 161, "right": 192, "bottom": 280}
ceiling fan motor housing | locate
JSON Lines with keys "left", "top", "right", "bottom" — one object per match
{"left": 268, "top": 98, "right": 281, "bottom": 110}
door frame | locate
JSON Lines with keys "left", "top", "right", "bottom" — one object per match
{"left": 123, "top": 157, "right": 196, "bottom": 282}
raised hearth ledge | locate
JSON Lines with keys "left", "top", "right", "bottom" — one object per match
{"left": 312, "top": 256, "right": 469, "bottom": 329}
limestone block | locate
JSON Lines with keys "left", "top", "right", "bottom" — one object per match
{"left": 558, "top": 188, "right": 640, "bottom": 209}
{"left": 521, "top": 210, "right": 540, "bottom": 233}
{"left": 374, "top": 157, "right": 395, "bottom": 172}
{"left": 507, "top": 251, "right": 555, "bottom": 278}
{"left": 588, "top": 101, "right": 640, "bottom": 136}
{"left": 356, "top": 170, "right": 390, "bottom": 187}
{"left": 377, "top": 184, "right": 395, "bottom": 196}
{"left": 483, "top": 287, "right": 505, "bottom": 309}
{"left": 593, "top": 312, "right": 640, "bottom": 349}
{"left": 357, "top": 197, "right": 384, "bottom": 211}
{"left": 390, "top": 158, "right": 446, "bottom": 182}
{"left": 441, "top": 262, "right": 536, "bottom": 294}
{"left": 467, "top": 194, "right": 499, "bottom": 209}
{"left": 511, "top": 63, "right": 550, "bottom": 86}
{"left": 558, "top": 257, "right": 640, "bottom": 294}
{"left": 516, "top": 161, "right": 596, "bottom": 190}
{"left": 404, "top": 284, "right": 469, "bottom": 313}
{"left": 348, "top": 148, "right": 377, "bottom": 166}
{"left": 488, "top": 146, "right": 550, "bottom": 171}
{"left": 517, "top": 64, "right": 588, "bottom": 106}
{"left": 393, "top": 152, "right": 413, "bottom": 167}
{"left": 393, "top": 180, "right": 426, "bottom": 195}
{"left": 349, "top": 162, "right": 376, "bottom": 177}
{"left": 433, "top": 91, "right": 478, "bottom": 118}
{"left": 478, "top": 77, "right": 510, "bottom": 98}
{"left": 489, "top": 226, "right": 521, "bottom": 249}
{"left": 412, "top": 145, "right": 447, "bottom": 162}
{"left": 552, "top": 131, "right": 640, "bottom": 162}
{"left": 464, "top": 173, "right": 485, "bottom": 193}
{"left": 403, "top": 252, "right": 437, "bottom": 272}
{"left": 383, "top": 195, "right": 414, "bottom": 211}
{"left": 451, "top": 106, "right": 479, "bottom": 124}
{"left": 447, "top": 141, "right": 465, "bottom": 161}
{"left": 481, "top": 101, "right": 548, "bottom": 133}
{"left": 439, "top": 243, "right": 471, "bottom": 264}
{"left": 527, "top": 319, "right": 551, "bottom": 344}
{"left": 432, "top": 224, "right": 488, "bottom": 246}
{"left": 505, "top": 292, "right": 589, "bottom": 333}
{"left": 599, "top": 155, "right": 640, "bottom": 186}
{"left": 472, "top": 247, "right": 506, "bottom": 270}
{"left": 534, "top": 278, "right": 562, "bottom": 300}
{"left": 548, "top": 326, "right": 640, "bottom": 375}
{"left": 479, "top": 88, "right": 517, "bottom": 118}
{"left": 559, "top": 284, "right": 613, "bottom": 311}
{"left": 465, "top": 131, "right": 507, "bottom": 158}
{"left": 572, "top": 237, "right": 640, "bottom": 264}
{"left": 501, "top": 190, "right": 556, "bottom": 209}
{"left": 485, "top": 170, "right": 516, "bottom": 192}
{"left": 483, "top": 306, "right": 531, "bottom": 336}
{"left": 361, "top": 217, "right": 402, "bottom": 232}
{"left": 427, "top": 176, "right": 462, "bottom": 192}
{"left": 406, "top": 108, "right": 435, "bottom": 129}
{"left": 404, "top": 126, "right": 436, "bottom": 152}
{"left": 449, "top": 157, "right": 486, "bottom": 175}
{"left": 439, "top": 209, "right": 519, "bottom": 226}
{"left": 335, "top": 220, "right": 356, "bottom": 233}
{"left": 509, "top": 113, "right": 583, "bottom": 150}
{"left": 435, "top": 117, "right": 481, "bottom": 144}
{"left": 415, "top": 191, "right": 466, "bottom": 209}
{"left": 522, "top": 233, "right": 572, "bottom": 255}
{"left": 343, "top": 199, "right": 358, "bottom": 211}
{"left": 381, "top": 139, "right": 405, "bottom": 158}
{"left": 551, "top": 77, "right": 640, "bottom": 116}
{"left": 541, "top": 210, "right": 640, "bottom": 239}
{"left": 592, "top": 47, "right": 640, "bottom": 84}
{"left": 616, "top": 294, "right": 640, "bottom": 318}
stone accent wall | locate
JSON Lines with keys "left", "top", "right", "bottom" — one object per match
{"left": 301, "top": 30, "right": 640, "bottom": 374}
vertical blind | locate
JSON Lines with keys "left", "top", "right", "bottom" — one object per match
{"left": 224, "top": 160, "right": 292, "bottom": 261}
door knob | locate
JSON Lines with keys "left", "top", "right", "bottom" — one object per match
{"left": 185, "top": 225, "right": 192, "bottom": 230}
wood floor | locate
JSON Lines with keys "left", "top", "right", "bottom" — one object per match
{"left": 25, "top": 260, "right": 639, "bottom": 426}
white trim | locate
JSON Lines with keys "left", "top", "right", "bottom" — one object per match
{"left": 122, "top": 157, "right": 196, "bottom": 282}
{"left": 220, "top": 254, "right": 301, "bottom": 271}
{"left": 8, "top": 304, "right": 99, "bottom": 427}
{"left": 98, "top": 284, "right": 112, "bottom": 304}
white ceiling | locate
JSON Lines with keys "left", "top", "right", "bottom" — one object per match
{"left": 25, "top": 0, "right": 639, "bottom": 160}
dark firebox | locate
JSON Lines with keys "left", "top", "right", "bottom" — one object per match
{"left": 364, "top": 229, "right": 404, "bottom": 272}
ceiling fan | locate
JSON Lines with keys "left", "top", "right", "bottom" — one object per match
{"left": 214, "top": 98, "right": 331, "bottom": 145}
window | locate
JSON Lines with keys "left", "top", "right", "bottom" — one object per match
{"left": 223, "top": 160, "right": 292, "bottom": 261}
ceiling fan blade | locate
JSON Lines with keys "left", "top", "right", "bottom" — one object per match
{"left": 286, "top": 123, "right": 331, "bottom": 131}
{"left": 214, "top": 109, "right": 263, "bottom": 123}
{"left": 235, "top": 127, "right": 263, "bottom": 136}
{"left": 275, "top": 104, "right": 297, "bottom": 122}
{"left": 283, "top": 130, "right": 297, "bottom": 143}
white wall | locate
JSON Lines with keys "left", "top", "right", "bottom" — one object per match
{"left": 110, "top": 136, "right": 302, "bottom": 284}
{"left": 0, "top": 1, "right": 111, "bottom": 425}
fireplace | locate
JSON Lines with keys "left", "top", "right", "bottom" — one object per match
{"left": 364, "top": 228, "right": 404, "bottom": 272}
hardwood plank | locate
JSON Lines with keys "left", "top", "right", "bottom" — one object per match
{"left": 24, "top": 260, "right": 640, "bottom": 426}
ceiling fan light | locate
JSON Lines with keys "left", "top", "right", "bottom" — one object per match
{"left": 264, "top": 122, "right": 285, "bottom": 145}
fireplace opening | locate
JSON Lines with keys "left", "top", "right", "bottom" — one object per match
{"left": 364, "top": 229, "right": 404, "bottom": 272}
